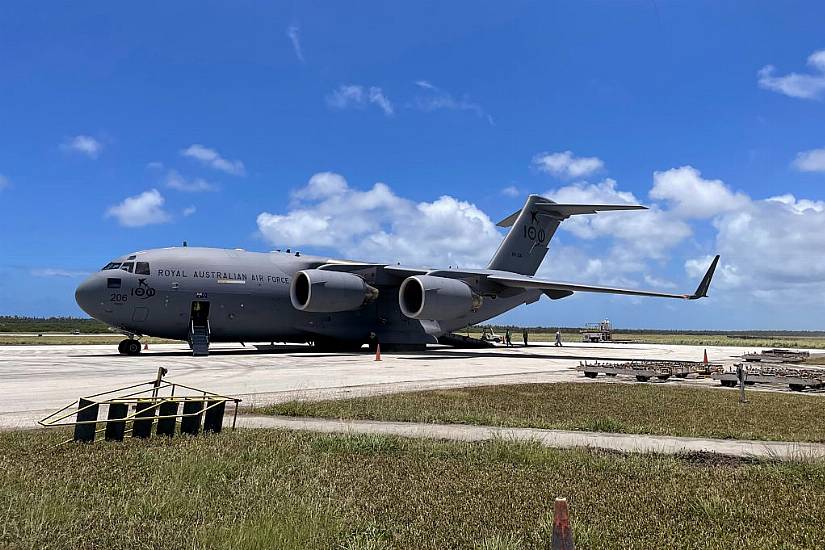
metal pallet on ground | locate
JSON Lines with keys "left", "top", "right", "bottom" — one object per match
{"left": 577, "top": 360, "right": 723, "bottom": 382}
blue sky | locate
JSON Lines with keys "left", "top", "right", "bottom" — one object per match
{"left": 1, "top": 2, "right": 824, "bottom": 329}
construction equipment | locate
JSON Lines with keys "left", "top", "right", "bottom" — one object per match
{"left": 580, "top": 319, "right": 613, "bottom": 343}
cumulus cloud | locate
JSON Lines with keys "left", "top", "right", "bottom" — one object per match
{"left": 257, "top": 173, "right": 501, "bottom": 267}
{"left": 286, "top": 24, "right": 304, "bottom": 62}
{"left": 326, "top": 84, "right": 394, "bottom": 116}
{"left": 792, "top": 147, "right": 825, "bottom": 173}
{"left": 650, "top": 166, "right": 749, "bottom": 219}
{"left": 533, "top": 151, "right": 604, "bottom": 179}
{"left": 546, "top": 178, "right": 691, "bottom": 259}
{"left": 181, "top": 144, "right": 246, "bottom": 176}
{"left": 758, "top": 49, "right": 825, "bottom": 100}
{"left": 61, "top": 135, "right": 103, "bottom": 159}
{"left": 182, "top": 206, "right": 197, "bottom": 217}
{"left": 105, "top": 189, "right": 171, "bottom": 227}
{"left": 31, "top": 268, "right": 89, "bottom": 278}
{"left": 501, "top": 185, "right": 520, "bottom": 197}
{"left": 165, "top": 169, "right": 216, "bottom": 192}
{"left": 412, "top": 81, "right": 493, "bottom": 125}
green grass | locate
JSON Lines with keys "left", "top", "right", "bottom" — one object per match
{"left": 465, "top": 330, "right": 825, "bottom": 349}
{"left": 0, "top": 335, "right": 178, "bottom": 346}
{"left": 1, "top": 429, "right": 824, "bottom": 549}
{"left": 264, "top": 383, "right": 825, "bottom": 443}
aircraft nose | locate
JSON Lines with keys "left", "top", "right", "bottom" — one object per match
{"left": 75, "top": 274, "right": 104, "bottom": 317}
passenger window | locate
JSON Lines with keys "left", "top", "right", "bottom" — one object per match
{"left": 107, "top": 278, "right": 122, "bottom": 289}
{"left": 135, "top": 262, "right": 150, "bottom": 275}
{"left": 121, "top": 262, "right": 134, "bottom": 273}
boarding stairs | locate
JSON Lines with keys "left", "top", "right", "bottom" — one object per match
{"left": 189, "top": 321, "right": 210, "bottom": 357}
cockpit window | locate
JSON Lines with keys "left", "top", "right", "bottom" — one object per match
{"left": 101, "top": 262, "right": 121, "bottom": 270}
{"left": 135, "top": 262, "right": 150, "bottom": 275}
{"left": 120, "top": 262, "right": 134, "bottom": 273}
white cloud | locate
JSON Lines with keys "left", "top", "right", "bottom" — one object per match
{"left": 792, "top": 147, "right": 825, "bottom": 173}
{"left": 0, "top": 174, "right": 8, "bottom": 191}
{"left": 105, "top": 189, "right": 171, "bottom": 227}
{"left": 181, "top": 144, "right": 246, "bottom": 176}
{"left": 257, "top": 173, "right": 501, "bottom": 267}
{"left": 182, "top": 206, "right": 197, "bottom": 217}
{"left": 699, "top": 195, "right": 825, "bottom": 305}
{"left": 533, "top": 151, "right": 604, "bottom": 179}
{"left": 146, "top": 161, "right": 164, "bottom": 171}
{"left": 165, "top": 170, "right": 216, "bottom": 192}
{"left": 501, "top": 185, "right": 520, "bottom": 197}
{"left": 286, "top": 24, "right": 304, "bottom": 63}
{"left": 326, "top": 84, "right": 394, "bottom": 116}
{"left": 546, "top": 179, "right": 692, "bottom": 259}
{"left": 61, "top": 135, "right": 103, "bottom": 159}
{"left": 758, "top": 49, "right": 825, "bottom": 100}
{"left": 650, "top": 166, "right": 749, "bottom": 219}
{"left": 368, "top": 87, "right": 394, "bottom": 116}
{"left": 412, "top": 81, "right": 492, "bottom": 125}
{"left": 31, "top": 268, "right": 89, "bottom": 278}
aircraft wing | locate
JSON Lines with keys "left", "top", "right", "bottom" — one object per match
{"left": 488, "top": 255, "right": 720, "bottom": 301}
{"left": 313, "top": 254, "right": 720, "bottom": 301}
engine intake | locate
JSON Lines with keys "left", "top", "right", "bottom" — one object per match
{"left": 290, "top": 270, "right": 378, "bottom": 313}
{"left": 398, "top": 275, "right": 482, "bottom": 320}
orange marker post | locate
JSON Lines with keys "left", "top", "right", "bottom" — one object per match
{"left": 143, "top": 342, "right": 149, "bottom": 351}
{"left": 551, "top": 497, "right": 575, "bottom": 550}
{"left": 375, "top": 343, "right": 382, "bottom": 361}
{"left": 703, "top": 348, "right": 708, "bottom": 365}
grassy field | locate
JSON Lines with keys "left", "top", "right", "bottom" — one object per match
{"left": 265, "top": 383, "right": 825, "bottom": 443}
{"left": 466, "top": 330, "right": 825, "bottom": 349}
{"left": 2, "top": 429, "right": 824, "bottom": 549}
{"left": 0, "top": 335, "right": 177, "bottom": 346}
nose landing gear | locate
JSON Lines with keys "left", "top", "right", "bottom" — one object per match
{"left": 118, "top": 339, "right": 142, "bottom": 356}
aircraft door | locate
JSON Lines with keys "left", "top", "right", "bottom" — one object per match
{"left": 190, "top": 301, "right": 210, "bottom": 326}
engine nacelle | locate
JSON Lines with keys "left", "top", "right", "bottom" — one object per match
{"left": 398, "top": 275, "right": 482, "bottom": 320}
{"left": 290, "top": 270, "right": 378, "bottom": 313}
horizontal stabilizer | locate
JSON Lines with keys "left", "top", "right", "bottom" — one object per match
{"left": 496, "top": 203, "right": 646, "bottom": 227}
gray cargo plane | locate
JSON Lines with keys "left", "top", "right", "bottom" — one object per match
{"left": 75, "top": 195, "right": 719, "bottom": 356}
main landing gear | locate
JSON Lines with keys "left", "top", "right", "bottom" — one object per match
{"left": 118, "top": 338, "right": 142, "bottom": 356}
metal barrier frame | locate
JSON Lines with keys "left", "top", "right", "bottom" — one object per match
{"left": 39, "top": 377, "right": 241, "bottom": 444}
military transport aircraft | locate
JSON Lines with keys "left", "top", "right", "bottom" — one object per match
{"left": 75, "top": 195, "right": 719, "bottom": 356}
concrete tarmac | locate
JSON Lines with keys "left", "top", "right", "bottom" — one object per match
{"left": 238, "top": 415, "right": 825, "bottom": 460}
{"left": 0, "top": 340, "right": 820, "bottom": 430}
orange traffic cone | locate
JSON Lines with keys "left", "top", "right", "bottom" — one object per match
{"left": 375, "top": 343, "right": 382, "bottom": 361}
{"left": 552, "top": 497, "right": 575, "bottom": 550}
{"left": 703, "top": 348, "right": 708, "bottom": 365}
{"left": 143, "top": 342, "right": 149, "bottom": 351}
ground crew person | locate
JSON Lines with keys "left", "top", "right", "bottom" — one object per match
{"left": 505, "top": 328, "right": 512, "bottom": 347}
{"left": 555, "top": 330, "right": 563, "bottom": 347}
{"left": 522, "top": 329, "right": 528, "bottom": 347}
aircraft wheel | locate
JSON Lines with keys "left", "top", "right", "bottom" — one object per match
{"left": 125, "top": 339, "right": 142, "bottom": 356}
{"left": 118, "top": 339, "right": 129, "bottom": 355}
{"left": 636, "top": 375, "right": 651, "bottom": 382}
{"left": 583, "top": 371, "right": 598, "bottom": 378}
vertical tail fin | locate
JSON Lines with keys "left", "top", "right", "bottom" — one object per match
{"left": 487, "top": 195, "right": 646, "bottom": 276}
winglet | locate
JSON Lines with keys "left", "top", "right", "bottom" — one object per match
{"left": 688, "top": 255, "right": 720, "bottom": 300}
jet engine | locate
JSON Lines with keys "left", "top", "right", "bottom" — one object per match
{"left": 398, "top": 275, "right": 482, "bottom": 320}
{"left": 290, "top": 270, "right": 379, "bottom": 313}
